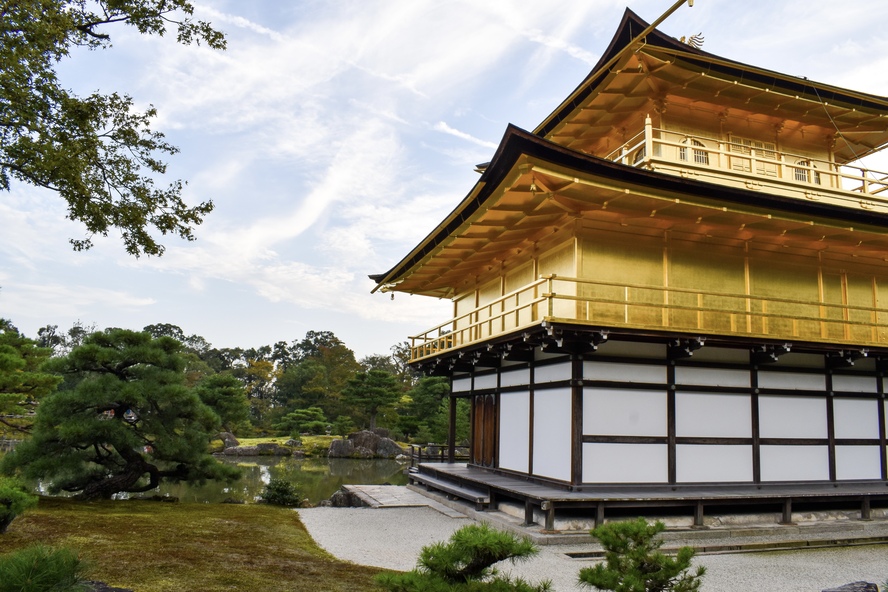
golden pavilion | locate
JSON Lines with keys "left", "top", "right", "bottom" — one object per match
{"left": 371, "top": 5, "right": 888, "bottom": 527}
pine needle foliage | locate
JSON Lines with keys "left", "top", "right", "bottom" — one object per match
{"left": 578, "top": 518, "right": 705, "bottom": 592}
{"left": 0, "top": 544, "right": 91, "bottom": 592}
{"left": 0, "top": 477, "right": 37, "bottom": 534}
{"left": 376, "top": 523, "right": 550, "bottom": 592}
{"left": 2, "top": 329, "right": 240, "bottom": 500}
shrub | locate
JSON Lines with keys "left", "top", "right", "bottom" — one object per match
{"left": 376, "top": 523, "right": 550, "bottom": 591}
{"left": 0, "top": 545, "right": 91, "bottom": 592}
{"left": 260, "top": 478, "right": 304, "bottom": 507}
{"left": 0, "top": 476, "right": 38, "bottom": 534}
{"left": 578, "top": 518, "right": 705, "bottom": 592}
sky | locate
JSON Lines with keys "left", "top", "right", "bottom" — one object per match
{"left": 3, "top": 0, "right": 888, "bottom": 360}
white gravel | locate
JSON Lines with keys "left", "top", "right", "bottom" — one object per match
{"left": 297, "top": 506, "right": 888, "bottom": 592}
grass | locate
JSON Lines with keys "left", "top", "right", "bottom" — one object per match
{"left": 0, "top": 497, "right": 386, "bottom": 592}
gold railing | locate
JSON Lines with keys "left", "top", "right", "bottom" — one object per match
{"left": 601, "top": 123, "right": 888, "bottom": 202}
{"left": 409, "top": 275, "right": 888, "bottom": 361}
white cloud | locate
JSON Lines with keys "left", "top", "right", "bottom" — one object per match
{"left": 433, "top": 122, "right": 498, "bottom": 149}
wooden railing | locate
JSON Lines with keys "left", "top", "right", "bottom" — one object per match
{"left": 409, "top": 275, "right": 888, "bottom": 361}
{"left": 601, "top": 121, "right": 888, "bottom": 203}
{"left": 408, "top": 444, "right": 471, "bottom": 469}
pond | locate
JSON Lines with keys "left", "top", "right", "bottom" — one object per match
{"left": 137, "top": 456, "right": 410, "bottom": 505}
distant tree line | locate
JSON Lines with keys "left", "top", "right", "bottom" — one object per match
{"left": 3, "top": 319, "right": 466, "bottom": 444}
{"left": 0, "top": 318, "right": 467, "bottom": 500}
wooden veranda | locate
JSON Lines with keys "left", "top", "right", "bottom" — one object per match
{"left": 408, "top": 462, "right": 888, "bottom": 532}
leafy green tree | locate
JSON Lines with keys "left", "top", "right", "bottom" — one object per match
{"left": 0, "top": 319, "right": 61, "bottom": 435}
{"left": 0, "top": 476, "right": 38, "bottom": 534}
{"left": 342, "top": 370, "right": 401, "bottom": 430}
{"left": 274, "top": 334, "right": 361, "bottom": 421}
{"left": 398, "top": 376, "right": 450, "bottom": 439}
{"left": 376, "top": 523, "right": 549, "bottom": 591}
{"left": 578, "top": 518, "right": 705, "bottom": 592}
{"left": 1, "top": 0, "right": 224, "bottom": 256}
{"left": 2, "top": 329, "right": 239, "bottom": 500}
{"left": 192, "top": 373, "right": 250, "bottom": 433}
{"left": 241, "top": 358, "right": 279, "bottom": 427}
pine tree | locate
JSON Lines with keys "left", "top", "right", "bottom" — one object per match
{"left": 578, "top": 518, "right": 705, "bottom": 592}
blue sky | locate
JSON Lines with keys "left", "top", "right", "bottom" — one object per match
{"left": 3, "top": 0, "right": 888, "bottom": 359}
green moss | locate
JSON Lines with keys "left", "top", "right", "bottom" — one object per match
{"left": 0, "top": 498, "right": 383, "bottom": 592}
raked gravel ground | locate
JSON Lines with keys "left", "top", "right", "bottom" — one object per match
{"left": 297, "top": 506, "right": 888, "bottom": 592}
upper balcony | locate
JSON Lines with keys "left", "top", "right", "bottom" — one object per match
{"left": 602, "top": 118, "right": 888, "bottom": 210}
{"left": 409, "top": 275, "right": 888, "bottom": 363}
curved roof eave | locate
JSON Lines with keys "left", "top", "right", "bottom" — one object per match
{"left": 533, "top": 8, "right": 888, "bottom": 140}
{"left": 370, "top": 124, "right": 888, "bottom": 292}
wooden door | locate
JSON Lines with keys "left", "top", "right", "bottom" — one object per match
{"left": 471, "top": 394, "right": 497, "bottom": 467}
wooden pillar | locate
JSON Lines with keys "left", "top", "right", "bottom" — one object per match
{"left": 780, "top": 499, "right": 793, "bottom": 524}
{"left": 694, "top": 501, "right": 705, "bottom": 527}
{"left": 826, "top": 369, "right": 837, "bottom": 482}
{"left": 572, "top": 353, "right": 584, "bottom": 486}
{"left": 751, "top": 361, "right": 761, "bottom": 484}
{"left": 524, "top": 500, "right": 536, "bottom": 526}
{"left": 861, "top": 496, "right": 872, "bottom": 521}
{"left": 448, "top": 395, "right": 457, "bottom": 463}
{"left": 667, "top": 361, "right": 677, "bottom": 485}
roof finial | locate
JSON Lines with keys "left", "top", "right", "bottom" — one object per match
{"left": 679, "top": 32, "right": 705, "bottom": 48}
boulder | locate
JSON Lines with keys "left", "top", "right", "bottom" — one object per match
{"left": 376, "top": 438, "right": 406, "bottom": 458}
{"left": 328, "top": 439, "right": 355, "bottom": 458}
{"left": 328, "top": 488, "right": 364, "bottom": 507}
{"left": 222, "top": 445, "right": 259, "bottom": 456}
{"left": 353, "top": 446, "right": 375, "bottom": 459}
{"left": 822, "top": 583, "right": 878, "bottom": 592}
{"left": 217, "top": 432, "right": 240, "bottom": 448}
{"left": 348, "top": 430, "right": 379, "bottom": 451}
{"left": 328, "top": 430, "right": 407, "bottom": 458}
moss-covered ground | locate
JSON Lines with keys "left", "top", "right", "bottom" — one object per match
{"left": 0, "top": 498, "right": 386, "bottom": 591}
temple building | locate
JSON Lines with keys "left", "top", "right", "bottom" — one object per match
{"left": 370, "top": 7, "right": 888, "bottom": 527}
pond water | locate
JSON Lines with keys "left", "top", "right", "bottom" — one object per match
{"left": 140, "top": 456, "right": 410, "bottom": 505}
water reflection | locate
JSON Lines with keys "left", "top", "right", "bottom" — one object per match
{"left": 145, "top": 457, "right": 410, "bottom": 505}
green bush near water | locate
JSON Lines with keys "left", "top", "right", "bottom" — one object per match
{"left": 260, "top": 479, "right": 305, "bottom": 507}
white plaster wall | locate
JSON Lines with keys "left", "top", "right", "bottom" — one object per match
{"left": 474, "top": 373, "right": 497, "bottom": 390}
{"left": 759, "top": 396, "right": 827, "bottom": 439}
{"left": 675, "top": 366, "right": 749, "bottom": 388}
{"left": 832, "top": 374, "right": 877, "bottom": 393}
{"left": 834, "top": 398, "right": 880, "bottom": 440}
{"left": 452, "top": 376, "right": 472, "bottom": 393}
{"left": 584, "top": 388, "right": 667, "bottom": 436}
{"left": 532, "top": 388, "right": 572, "bottom": 482}
{"left": 836, "top": 446, "right": 882, "bottom": 480}
{"left": 760, "top": 446, "right": 829, "bottom": 481}
{"left": 676, "top": 445, "right": 753, "bottom": 482}
{"left": 500, "top": 368, "right": 530, "bottom": 388}
{"left": 583, "top": 443, "right": 668, "bottom": 483}
{"left": 535, "top": 362, "right": 572, "bottom": 384}
{"left": 758, "top": 371, "right": 825, "bottom": 391}
{"left": 499, "top": 391, "right": 530, "bottom": 474}
{"left": 583, "top": 361, "right": 665, "bottom": 384}
{"left": 676, "top": 393, "right": 751, "bottom": 438}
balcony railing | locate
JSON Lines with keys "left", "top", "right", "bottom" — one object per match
{"left": 409, "top": 275, "right": 888, "bottom": 362}
{"left": 601, "top": 120, "right": 888, "bottom": 203}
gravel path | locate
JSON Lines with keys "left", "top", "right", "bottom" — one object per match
{"left": 297, "top": 506, "right": 888, "bottom": 592}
